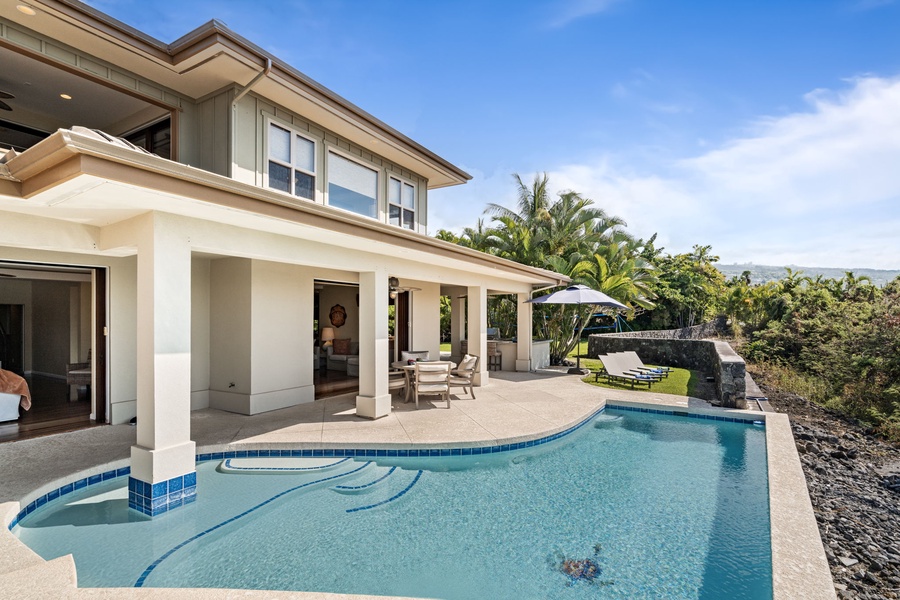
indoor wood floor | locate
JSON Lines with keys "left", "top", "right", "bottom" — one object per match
{"left": 313, "top": 369, "right": 359, "bottom": 399}
{"left": 0, "top": 375, "right": 97, "bottom": 443}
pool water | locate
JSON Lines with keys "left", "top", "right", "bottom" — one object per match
{"left": 14, "top": 409, "right": 772, "bottom": 599}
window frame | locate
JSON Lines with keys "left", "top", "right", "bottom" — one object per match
{"left": 265, "top": 118, "right": 318, "bottom": 201}
{"left": 325, "top": 146, "right": 381, "bottom": 221}
{"left": 387, "top": 174, "right": 417, "bottom": 231}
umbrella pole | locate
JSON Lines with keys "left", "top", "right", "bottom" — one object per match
{"left": 567, "top": 304, "right": 589, "bottom": 375}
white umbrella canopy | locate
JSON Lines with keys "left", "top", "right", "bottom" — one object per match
{"left": 526, "top": 284, "right": 628, "bottom": 309}
{"left": 527, "top": 285, "right": 628, "bottom": 373}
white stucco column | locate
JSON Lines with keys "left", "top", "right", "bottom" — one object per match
{"left": 467, "top": 285, "right": 488, "bottom": 386}
{"left": 516, "top": 292, "right": 533, "bottom": 372}
{"left": 411, "top": 282, "right": 441, "bottom": 361}
{"left": 129, "top": 214, "right": 196, "bottom": 516}
{"left": 356, "top": 269, "right": 391, "bottom": 419}
{"left": 450, "top": 293, "right": 465, "bottom": 363}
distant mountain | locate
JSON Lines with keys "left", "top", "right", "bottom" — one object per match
{"left": 715, "top": 263, "right": 900, "bottom": 287}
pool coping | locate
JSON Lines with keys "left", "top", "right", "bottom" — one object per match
{"left": 0, "top": 398, "right": 836, "bottom": 600}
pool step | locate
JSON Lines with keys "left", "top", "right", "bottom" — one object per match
{"left": 217, "top": 457, "right": 355, "bottom": 474}
{"left": 345, "top": 468, "right": 424, "bottom": 513}
{"left": 331, "top": 465, "right": 398, "bottom": 495}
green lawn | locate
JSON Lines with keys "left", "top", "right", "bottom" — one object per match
{"left": 578, "top": 357, "right": 700, "bottom": 396}
{"left": 440, "top": 343, "right": 451, "bottom": 352}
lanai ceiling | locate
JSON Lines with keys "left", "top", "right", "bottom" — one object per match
{"left": 0, "top": 46, "right": 166, "bottom": 151}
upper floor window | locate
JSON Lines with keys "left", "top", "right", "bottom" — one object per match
{"left": 268, "top": 123, "right": 315, "bottom": 200}
{"left": 328, "top": 151, "right": 378, "bottom": 219}
{"left": 125, "top": 118, "right": 171, "bottom": 160}
{"left": 388, "top": 176, "right": 416, "bottom": 230}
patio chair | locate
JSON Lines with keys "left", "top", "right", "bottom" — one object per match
{"left": 617, "top": 351, "right": 671, "bottom": 378}
{"left": 596, "top": 354, "right": 658, "bottom": 389}
{"left": 449, "top": 354, "right": 478, "bottom": 399}
{"left": 388, "top": 370, "right": 407, "bottom": 400}
{"left": 413, "top": 361, "right": 451, "bottom": 409}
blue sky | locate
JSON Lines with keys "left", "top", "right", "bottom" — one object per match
{"left": 91, "top": 0, "right": 900, "bottom": 269}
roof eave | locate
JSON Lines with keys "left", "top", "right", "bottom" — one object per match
{"left": 5, "top": 129, "right": 564, "bottom": 286}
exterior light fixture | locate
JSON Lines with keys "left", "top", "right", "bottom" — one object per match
{"left": 16, "top": 4, "right": 37, "bottom": 15}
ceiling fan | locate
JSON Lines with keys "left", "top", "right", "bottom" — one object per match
{"left": 0, "top": 90, "right": 14, "bottom": 111}
{"left": 389, "top": 276, "right": 421, "bottom": 299}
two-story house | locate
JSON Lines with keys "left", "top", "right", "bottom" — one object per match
{"left": 0, "top": 0, "right": 565, "bottom": 512}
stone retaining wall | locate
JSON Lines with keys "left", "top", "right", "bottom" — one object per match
{"left": 586, "top": 333, "right": 747, "bottom": 408}
{"left": 598, "top": 316, "right": 727, "bottom": 340}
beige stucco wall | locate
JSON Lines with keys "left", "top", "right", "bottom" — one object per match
{"left": 208, "top": 258, "right": 315, "bottom": 415}
{"left": 190, "top": 257, "right": 211, "bottom": 410}
{"left": 208, "top": 257, "right": 252, "bottom": 411}
{"left": 249, "top": 261, "right": 314, "bottom": 411}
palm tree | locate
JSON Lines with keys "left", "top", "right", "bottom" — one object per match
{"left": 485, "top": 172, "right": 553, "bottom": 231}
{"left": 458, "top": 218, "right": 494, "bottom": 252}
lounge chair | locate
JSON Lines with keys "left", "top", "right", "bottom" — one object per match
{"left": 413, "top": 361, "right": 451, "bottom": 409}
{"left": 596, "top": 354, "right": 659, "bottom": 389}
{"left": 617, "top": 351, "right": 671, "bottom": 378}
{"left": 449, "top": 354, "right": 478, "bottom": 399}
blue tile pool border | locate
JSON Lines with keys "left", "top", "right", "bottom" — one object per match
{"left": 8, "top": 402, "right": 764, "bottom": 530}
{"left": 605, "top": 403, "right": 766, "bottom": 426}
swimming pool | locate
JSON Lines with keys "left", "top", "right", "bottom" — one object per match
{"left": 12, "top": 407, "right": 772, "bottom": 599}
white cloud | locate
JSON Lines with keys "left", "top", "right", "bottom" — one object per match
{"left": 548, "top": 0, "right": 624, "bottom": 28}
{"left": 432, "top": 76, "right": 900, "bottom": 270}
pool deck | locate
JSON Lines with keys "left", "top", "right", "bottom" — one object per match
{"left": 0, "top": 369, "right": 836, "bottom": 599}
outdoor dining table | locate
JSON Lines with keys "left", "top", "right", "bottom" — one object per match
{"left": 390, "top": 360, "right": 457, "bottom": 403}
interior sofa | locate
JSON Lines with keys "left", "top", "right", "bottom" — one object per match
{"left": 326, "top": 340, "right": 359, "bottom": 372}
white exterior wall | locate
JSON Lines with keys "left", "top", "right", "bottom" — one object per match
{"left": 249, "top": 260, "right": 314, "bottom": 412}
{"left": 190, "top": 257, "right": 211, "bottom": 410}
{"left": 208, "top": 258, "right": 252, "bottom": 412}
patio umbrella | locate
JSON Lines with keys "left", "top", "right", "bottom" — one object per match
{"left": 527, "top": 285, "right": 627, "bottom": 373}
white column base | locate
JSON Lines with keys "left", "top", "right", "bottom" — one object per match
{"left": 473, "top": 371, "right": 489, "bottom": 386}
{"left": 130, "top": 440, "right": 197, "bottom": 484}
{"left": 356, "top": 393, "right": 392, "bottom": 419}
{"left": 516, "top": 359, "right": 532, "bottom": 372}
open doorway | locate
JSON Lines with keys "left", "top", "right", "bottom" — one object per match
{"left": 0, "top": 262, "right": 106, "bottom": 442}
{"left": 313, "top": 280, "right": 360, "bottom": 399}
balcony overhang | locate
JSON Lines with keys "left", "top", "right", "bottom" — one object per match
{"left": 0, "top": 128, "right": 566, "bottom": 288}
